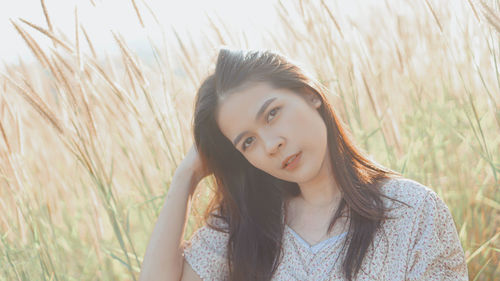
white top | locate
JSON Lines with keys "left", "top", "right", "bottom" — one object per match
{"left": 182, "top": 178, "right": 469, "bottom": 280}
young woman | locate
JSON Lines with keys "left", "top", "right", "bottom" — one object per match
{"left": 139, "top": 48, "right": 468, "bottom": 281}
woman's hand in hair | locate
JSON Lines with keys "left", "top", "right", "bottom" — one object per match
{"left": 175, "top": 144, "right": 210, "bottom": 194}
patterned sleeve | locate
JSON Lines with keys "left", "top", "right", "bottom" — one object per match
{"left": 182, "top": 217, "right": 230, "bottom": 281}
{"left": 405, "top": 190, "right": 469, "bottom": 281}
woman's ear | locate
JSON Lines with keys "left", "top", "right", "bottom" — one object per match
{"left": 299, "top": 87, "right": 322, "bottom": 109}
{"left": 308, "top": 95, "right": 322, "bottom": 109}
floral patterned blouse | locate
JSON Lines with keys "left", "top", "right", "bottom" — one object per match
{"left": 182, "top": 178, "right": 468, "bottom": 280}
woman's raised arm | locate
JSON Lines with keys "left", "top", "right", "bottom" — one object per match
{"left": 139, "top": 145, "right": 209, "bottom": 281}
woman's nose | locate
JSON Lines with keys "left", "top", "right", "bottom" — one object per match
{"left": 264, "top": 135, "right": 284, "bottom": 155}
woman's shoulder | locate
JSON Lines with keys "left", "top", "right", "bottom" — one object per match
{"left": 358, "top": 177, "right": 468, "bottom": 280}
{"left": 378, "top": 177, "right": 439, "bottom": 212}
{"left": 186, "top": 210, "right": 230, "bottom": 251}
{"left": 183, "top": 231, "right": 228, "bottom": 280}
{"left": 182, "top": 212, "right": 231, "bottom": 280}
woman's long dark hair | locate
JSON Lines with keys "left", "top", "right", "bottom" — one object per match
{"left": 192, "top": 47, "right": 408, "bottom": 281}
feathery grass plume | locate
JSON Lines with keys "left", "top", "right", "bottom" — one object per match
{"left": 18, "top": 18, "right": 73, "bottom": 53}
{"left": 3, "top": 75, "right": 64, "bottom": 134}
{"left": 113, "top": 31, "right": 180, "bottom": 167}
{"left": 11, "top": 19, "right": 53, "bottom": 71}
{"left": 112, "top": 32, "right": 146, "bottom": 85}
{"left": 478, "top": 0, "right": 500, "bottom": 33}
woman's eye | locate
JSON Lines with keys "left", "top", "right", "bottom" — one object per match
{"left": 242, "top": 136, "right": 254, "bottom": 151}
{"left": 267, "top": 107, "right": 280, "bottom": 122}
{"left": 241, "top": 107, "right": 280, "bottom": 151}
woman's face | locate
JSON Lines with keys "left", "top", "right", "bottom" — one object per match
{"left": 216, "top": 81, "right": 330, "bottom": 184}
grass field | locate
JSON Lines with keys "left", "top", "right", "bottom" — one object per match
{"left": 0, "top": 0, "right": 499, "bottom": 280}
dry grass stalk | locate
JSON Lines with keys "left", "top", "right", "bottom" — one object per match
{"left": 51, "top": 56, "right": 79, "bottom": 113}
{"left": 277, "top": 1, "right": 302, "bottom": 41}
{"left": 119, "top": 45, "right": 140, "bottom": 99}
{"left": 3, "top": 75, "right": 63, "bottom": 134}
{"left": 478, "top": 0, "right": 500, "bottom": 33}
{"left": 18, "top": 18, "right": 73, "bottom": 53}
{"left": 212, "top": 13, "right": 238, "bottom": 46}
{"left": 76, "top": 83, "right": 98, "bottom": 140}
{"left": 40, "top": 0, "right": 53, "bottom": 37}
{"left": 466, "top": 0, "right": 482, "bottom": 22}
{"left": 75, "top": 7, "right": 82, "bottom": 71}
{"left": 51, "top": 50, "right": 75, "bottom": 75}
{"left": 10, "top": 22, "right": 72, "bottom": 106}
{"left": 466, "top": 232, "right": 500, "bottom": 263}
{"left": 393, "top": 39, "right": 404, "bottom": 73}
{"left": 361, "top": 73, "right": 381, "bottom": 121}
{"left": 11, "top": 20, "right": 52, "bottom": 70}
{"left": 80, "top": 25, "right": 97, "bottom": 59}
{"left": 0, "top": 117, "right": 11, "bottom": 153}
{"left": 206, "top": 15, "right": 227, "bottom": 46}
{"left": 131, "top": 0, "right": 145, "bottom": 28}
{"left": 140, "top": 0, "right": 161, "bottom": 27}
{"left": 320, "top": 0, "right": 344, "bottom": 39}
{"left": 112, "top": 32, "right": 146, "bottom": 85}
{"left": 171, "top": 28, "right": 199, "bottom": 86}
{"left": 386, "top": 107, "right": 402, "bottom": 155}
{"left": 4, "top": 93, "right": 21, "bottom": 155}
{"left": 424, "top": 0, "right": 443, "bottom": 32}
{"left": 85, "top": 60, "right": 127, "bottom": 104}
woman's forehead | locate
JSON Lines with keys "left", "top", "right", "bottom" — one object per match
{"left": 216, "top": 84, "right": 305, "bottom": 138}
{"left": 218, "top": 84, "right": 298, "bottom": 119}
{"left": 220, "top": 82, "right": 306, "bottom": 108}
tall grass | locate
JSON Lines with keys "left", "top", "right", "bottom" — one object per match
{"left": 0, "top": 0, "right": 498, "bottom": 280}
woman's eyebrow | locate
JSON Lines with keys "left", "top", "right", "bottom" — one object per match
{"left": 232, "top": 97, "right": 277, "bottom": 146}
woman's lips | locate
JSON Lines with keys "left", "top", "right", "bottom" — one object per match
{"left": 283, "top": 151, "right": 302, "bottom": 170}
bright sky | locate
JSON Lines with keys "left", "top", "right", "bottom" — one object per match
{"left": 0, "top": 0, "right": 279, "bottom": 65}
